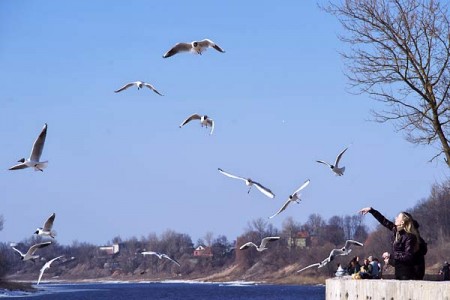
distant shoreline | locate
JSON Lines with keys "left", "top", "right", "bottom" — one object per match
{"left": 2, "top": 277, "right": 325, "bottom": 291}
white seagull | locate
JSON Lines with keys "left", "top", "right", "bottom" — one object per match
{"left": 34, "top": 213, "right": 56, "bottom": 238}
{"left": 268, "top": 179, "right": 310, "bottom": 219}
{"left": 297, "top": 240, "right": 363, "bottom": 273}
{"left": 239, "top": 237, "right": 280, "bottom": 252}
{"left": 37, "top": 255, "right": 64, "bottom": 285}
{"left": 316, "top": 146, "right": 349, "bottom": 176}
{"left": 218, "top": 168, "right": 275, "bottom": 198}
{"left": 11, "top": 241, "right": 52, "bottom": 262}
{"left": 163, "top": 39, "right": 225, "bottom": 58}
{"left": 141, "top": 251, "right": 180, "bottom": 267}
{"left": 114, "top": 81, "right": 163, "bottom": 96}
{"left": 9, "top": 123, "right": 48, "bottom": 172}
{"left": 179, "top": 114, "right": 214, "bottom": 135}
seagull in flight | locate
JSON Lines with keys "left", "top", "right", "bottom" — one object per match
{"left": 179, "top": 114, "right": 214, "bottom": 135}
{"left": 11, "top": 241, "right": 52, "bottom": 262}
{"left": 239, "top": 237, "right": 280, "bottom": 252}
{"left": 9, "top": 123, "right": 48, "bottom": 172}
{"left": 114, "top": 81, "right": 163, "bottom": 96}
{"left": 37, "top": 255, "right": 64, "bottom": 285}
{"left": 141, "top": 251, "right": 180, "bottom": 266}
{"left": 297, "top": 240, "right": 363, "bottom": 273}
{"left": 316, "top": 146, "right": 349, "bottom": 176}
{"left": 218, "top": 168, "right": 275, "bottom": 198}
{"left": 269, "top": 179, "right": 310, "bottom": 219}
{"left": 163, "top": 39, "right": 225, "bottom": 58}
{"left": 34, "top": 213, "right": 56, "bottom": 238}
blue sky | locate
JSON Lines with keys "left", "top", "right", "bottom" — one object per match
{"left": 1, "top": 1, "right": 448, "bottom": 246}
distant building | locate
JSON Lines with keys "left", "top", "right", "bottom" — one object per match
{"left": 99, "top": 243, "right": 120, "bottom": 256}
{"left": 287, "top": 231, "right": 310, "bottom": 249}
{"left": 193, "top": 245, "right": 213, "bottom": 257}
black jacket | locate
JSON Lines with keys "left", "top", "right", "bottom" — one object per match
{"left": 413, "top": 236, "right": 427, "bottom": 279}
{"left": 370, "top": 208, "right": 417, "bottom": 280}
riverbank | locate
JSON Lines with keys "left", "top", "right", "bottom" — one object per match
{"left": 0, "top": 280, "right": 36, "bottom": 294}
{"left": 4, "top": 262, "right": 327, "bottom": 289}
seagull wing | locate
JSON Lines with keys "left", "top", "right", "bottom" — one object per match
{"left": 143, "top": 83, "right": 163, "bottom": 96}
{"left": 30, "top": 123, "right": 47, "bottom": 162}
{"left": 47, "top": 255, "right": 64, "bottom": 266}
{"left": 217, "top": 168, "right": 247, "bottom": 182}
{"left": 198, "top": 39, "right": 225, "bottom": 53}
{"left": 316, "top": 160, "right": 331, "bottom": 167}
{"left": 37, "top": 266, "right": 46, "bottom": 285}
{"left": 162, "top": 254, "right": 180, "bottom": 267}
{"left": 141, "top": 251, "right": 158, "bottom": 257}
{"left": 268, "top": 199, "right": 292, "bottom": 219}
{"left": 11, "top": 246, "right": 24, "bottom": 257}
{"left": 334, "top": 147, "right": 349, "bottom": 167}
{"left": 297, "top": 263, "right": 321, "bottom": 273}
{"left": 328, "top": 248, "right": 346, "bottom": 260}
{"left": 260, "top": 237, "right": 280, "bottom": 248}
{"left": 43, "top": 213, "right": 56, "bottom": 231}
{"left": 179, "top": 114, "right": 201, "bottom": 128}
{"left": 38, "top": 254, "right": 64, "bottom": 284}
{"left": 344, "top": 239, "right": 364, "bottom": 250}
{"left": 163, "top": 42, "right": 192, "bottom": 58}
{"left": 8, "top": 163, "right": 29, "bottom": 170}
{"left": 252, "top": 181, "right": 275, "bottom": 198}
{"left": 292, "top": 179, "right": 311, "bottom": 195}
{"left": 28, "top": 241, "right": 52, "bottom": 256}
{"left": 318, "top": 256, "right": 332, "bottom": 268}
{"left": 206, "top": 119, "right": 214, "bottom": 135}
{"left": 114, "top": 82, "right": 135, "bottom": 93}
{"left": 239, "top": 242, "right": 257, "bottom": 250}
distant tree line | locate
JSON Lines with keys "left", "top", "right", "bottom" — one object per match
{"left": 1, "top": 180, "right": 450, "bottom": 281}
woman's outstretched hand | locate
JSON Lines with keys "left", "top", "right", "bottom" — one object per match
{"left": 359, "top": 207, "right": 372, "bottom": 215}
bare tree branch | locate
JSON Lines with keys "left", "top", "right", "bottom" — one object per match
{"left": 323, "top": 0, "right": 450, "bottom": 166}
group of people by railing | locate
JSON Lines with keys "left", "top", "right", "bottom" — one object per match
{"left": 335, "top": 207, "right": 450, "bottom": 281}
{"left": 334, "top": 255, "right": 381, "bottom": 279}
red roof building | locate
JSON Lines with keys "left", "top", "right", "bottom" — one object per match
{"left": 193, "top": 245, "right": 213, "bottom": 257}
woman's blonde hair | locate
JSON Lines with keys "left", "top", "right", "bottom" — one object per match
{"left": 397, "top": 212, "right": 420, "bottom": 252}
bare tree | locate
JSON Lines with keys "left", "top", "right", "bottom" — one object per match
{"left": 305, "top": 213, "right": 326, "bottom": 235}
{"left": 246, "top": 218, "right": 278, "bottom": 238}
{"left": 343, "top": 215, "right": 364, "bottom": 240}
{"left": 203, "top": 231, "right": 214, "bottom": 247}
{"left": 324, "top": 0, "right": 450, "bottom": 165}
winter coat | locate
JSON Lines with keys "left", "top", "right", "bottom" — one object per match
{"left": 369, "top": 208, "right": 418, "bottom": 280}
{"left": 413, "top": 236, "right": 427, "bottom": 279}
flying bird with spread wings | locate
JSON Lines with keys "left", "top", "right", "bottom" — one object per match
{"left": 269, "top": 179, "right": 310, "bottom": 219}
{"left": 141, "top": 251, "right": 180, "bottom": 267}
{"left": 218, "top": 168, "right": 275, "bottom": 198}
{"left": 34, "top": 213, "right": 56, "bottom": 238}
{"left": 179, "top": 114, "right": 214, "bottom": 135}
{"left": 297, "top": 240, "right": 363, "bottom": 273}
{"left": 114, "top": 81, "right": 163, "bottom": 96}
{"left": 239, "top": 237, "right": 280, "bottom": 252}
{"left": 163, "top": 39, "right": 225, "bottom": 58}
{"left": 9, "top": 123, "right": 48, "bottom": 172}
{"left": 37, "top": 255, "right": 64, "bottom": 285}
{"left": 316, "top": 146, "right": 349, "bottom": 176}
{"left": 11, "top": 241, "right": 52, "bottom": 262}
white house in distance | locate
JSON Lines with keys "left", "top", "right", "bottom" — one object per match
{"left": 99, "top": 243, "right": 120, "bottom": 256}
{"left": 193, "top": 245, "right": 213, "bottom": 257}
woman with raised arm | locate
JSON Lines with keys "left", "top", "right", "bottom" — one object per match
{"left": 359, "top": 207, "right": 419, "bottom": 280}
